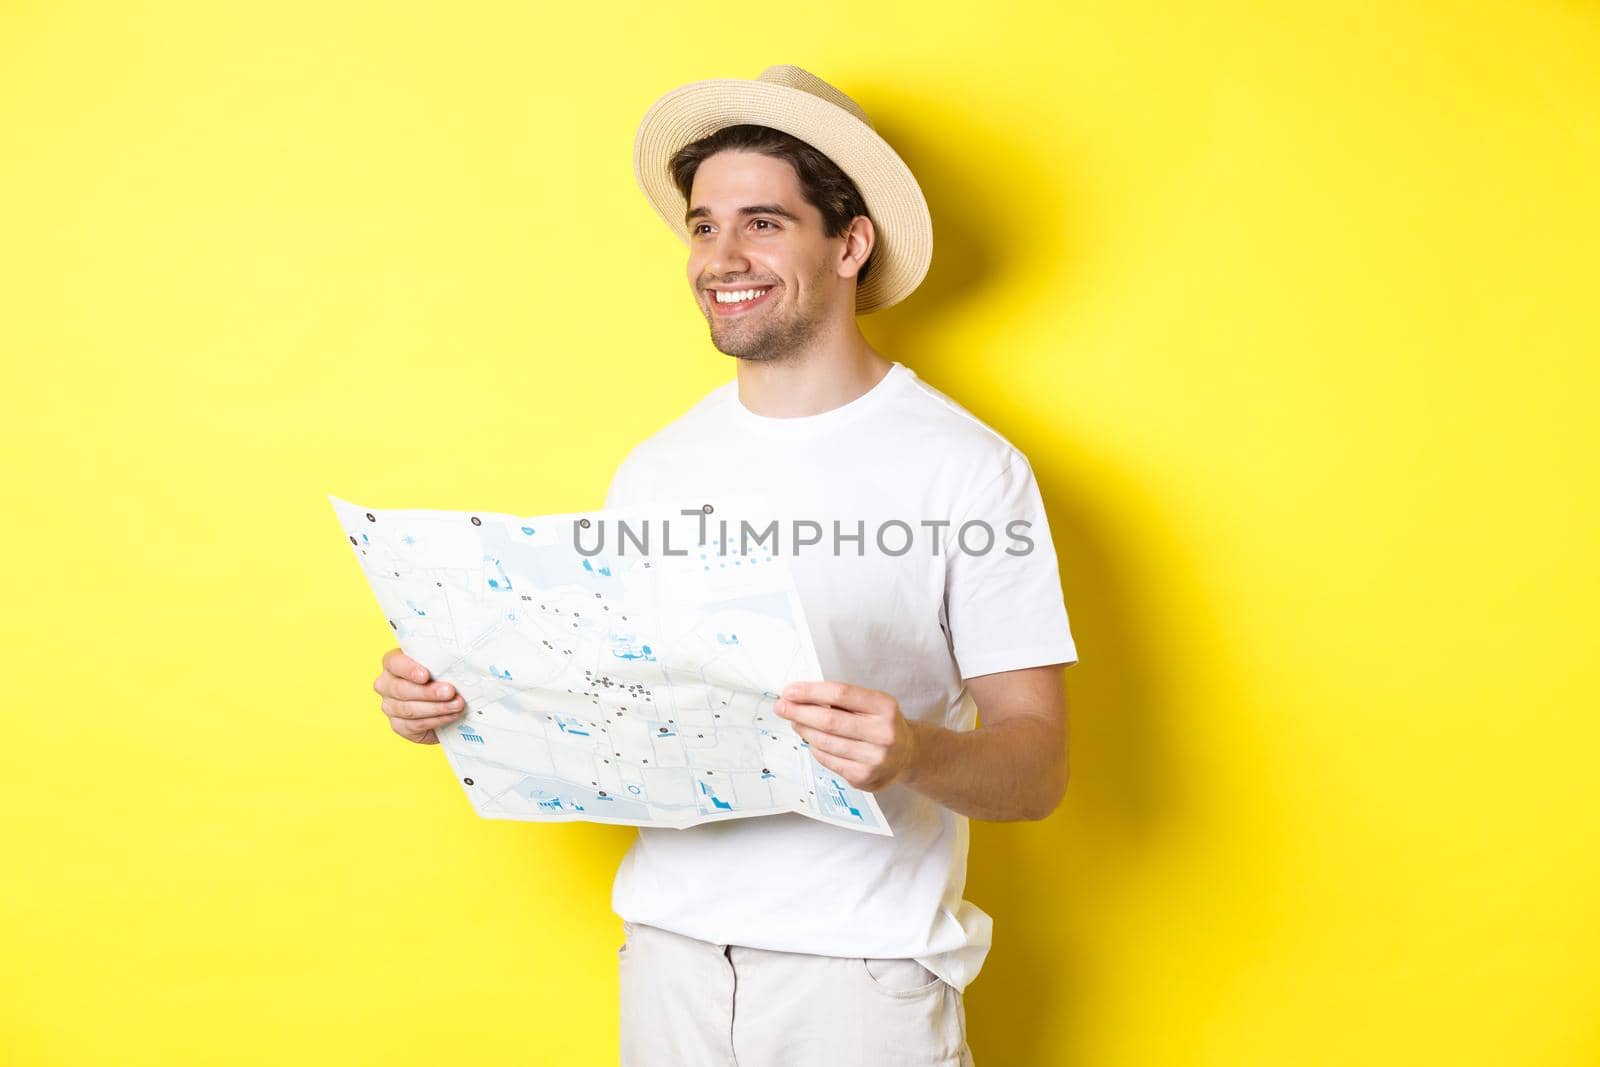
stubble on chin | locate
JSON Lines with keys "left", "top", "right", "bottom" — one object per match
{"left": 714, "top": 324, "right": 806, "bottom": 363}
{"left": 710, "top": 303, "right": 825, "bottom": 365}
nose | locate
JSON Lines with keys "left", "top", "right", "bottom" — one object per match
{"left": 703, "top": 226, "right": 753, "bottom": 284}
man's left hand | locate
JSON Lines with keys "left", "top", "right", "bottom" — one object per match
{"left": 774, "top": 681, "right": 919, "bottom": 792}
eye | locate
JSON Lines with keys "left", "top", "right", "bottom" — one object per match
{"left": 690, "top": 219, "right": 778, "bottom": 236}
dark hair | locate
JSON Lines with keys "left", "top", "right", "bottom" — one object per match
{"left": 668, "top": 124, "right": 875, "bottom": 287}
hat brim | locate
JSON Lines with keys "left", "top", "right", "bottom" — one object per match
{"left": 634, "top": 78, "right": 932, "bottom": 316}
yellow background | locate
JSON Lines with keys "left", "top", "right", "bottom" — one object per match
{"left": 3, "top": 2, "right": 1596, "bottom": 1064}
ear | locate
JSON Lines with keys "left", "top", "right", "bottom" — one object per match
{"left": 837, "top": 215, "right": 876, "bottom": 281}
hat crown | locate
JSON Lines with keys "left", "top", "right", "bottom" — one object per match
{"left": 755, "top": 64, "right": 875, "bottom": 131}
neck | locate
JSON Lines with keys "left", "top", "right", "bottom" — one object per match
{"left": 734, "top": 331, "right": 892, "bottom": 419}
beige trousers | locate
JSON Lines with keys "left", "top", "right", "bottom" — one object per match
{"left": 618, "top": 919, "right": 976, "bottom": 1066}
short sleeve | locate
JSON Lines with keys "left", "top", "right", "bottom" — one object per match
{"left": 943, "top": 449, "right": 1079, "bottom": 680}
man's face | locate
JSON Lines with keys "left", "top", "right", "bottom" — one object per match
{"left": 685, "top": 150, "right": 847, "bottom": 362}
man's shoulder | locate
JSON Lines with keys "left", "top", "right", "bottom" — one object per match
{"left": 892, "top": 366, "right": 1031, "bottom": 478}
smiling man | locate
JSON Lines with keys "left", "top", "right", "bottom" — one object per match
{"left": 371, "top": 63, "right": 1078, "bottom": 1066}
{"left": 603, "top": 65, "right": 1082, "bottom": 1066}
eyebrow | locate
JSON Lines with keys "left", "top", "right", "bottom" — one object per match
{"left": 684, "top": 203, "right": 802, "bottom": 226}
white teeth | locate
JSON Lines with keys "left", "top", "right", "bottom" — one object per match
{"left": 715, "top": 287, "right": 771, "bottom": 304}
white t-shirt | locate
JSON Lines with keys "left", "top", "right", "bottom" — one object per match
{"left": 602, "top": 360, "right": 1078, "bottom": 993}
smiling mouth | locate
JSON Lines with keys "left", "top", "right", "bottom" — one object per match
{"left": 709, "top": 286, "right": 777, "bottom": 316}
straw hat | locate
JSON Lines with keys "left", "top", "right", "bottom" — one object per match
{"left": 633, "top": 64, "right": 933, "bottom": 315}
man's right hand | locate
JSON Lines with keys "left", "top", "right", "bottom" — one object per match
{"left": 373, "top": 647, "right": 466, "bottom": 745}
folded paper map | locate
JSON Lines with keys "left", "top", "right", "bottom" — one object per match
{"left": 329, "top": 494, "right": 891, "bottom": 836}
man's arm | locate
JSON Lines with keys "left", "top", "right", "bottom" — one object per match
{"left": 901, "top": 665, "right": 1069, "bottom": 822}
{"left": 773, "top": 664, "right": 1070, "bottom": 822}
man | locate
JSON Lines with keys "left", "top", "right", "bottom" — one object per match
{"left": 371, "top": 65, "right": 1079, "bottom": 1066}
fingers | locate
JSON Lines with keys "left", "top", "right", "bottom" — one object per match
{"left": 375, "top": 673, "right": 457, "bottom": 702}
{"left": 774, "top": 698, "right": 889, "bottom": 744}
{"left": 782, "top": 680, "right": 890, "bottom": 715}
{"left": 388, "top": 705, "right": 460, "bottom": 743}
{"left": 392, "top": 720, "right": 442, "bottom": 745}
{"left": 380, "top": 695, "right": 466, "bottom": 722}
{"left": 804, "top": 744, "right": 871, "bottom": 786}
{"left": 381, "top": 647, "right": 430, "bottom": 685}
{"left": 374, "top": 647, "right": 455, "bottom": 701}
{"left": 790, "top": 722, "right": 881, "bottom": 764}
{"left": 374, "top": 648, "right": 454, "bottom": 745}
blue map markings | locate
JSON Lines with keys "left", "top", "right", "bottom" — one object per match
{"left": 533, "top": 794, "right": 585, "bottom": 813}
{"left": 554, "top": 714, "right": 591, "bottom": 736}
{"left": 459, "top": 725, "right": 486, "bottom": 745}
{"left": 715, "top": 632, "right": 740, "bottom": 645}
{"left": 828, "top": 777, "right": 862, "bottom": 819}
{"left": 611, "top": 634, "right": 655, "bottom": 661}
{"left": 498, "top": 774, "right": 650, "bottom": 820}
{"left": 485, "top": 556, "right": 514, "bottom": 591}
{"left": 404, "top": 599, "right": 427, "bottom": 616}
{"left": 489, "top": 664, "right": 512, "bottom": 681}
{"left": 698, "top": 778, "right": 733, "bottom": 811}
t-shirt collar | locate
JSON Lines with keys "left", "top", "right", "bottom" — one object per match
{"left": 724, "top": 361, "right": 910, "bottom": 437}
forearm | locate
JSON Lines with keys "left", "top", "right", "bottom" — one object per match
{"left": 900, "top": 715, "right": 1067, "bottom": 821}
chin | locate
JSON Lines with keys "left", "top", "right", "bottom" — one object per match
{"left": 710, "top": 334, "right": 781, "bottom": 362}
